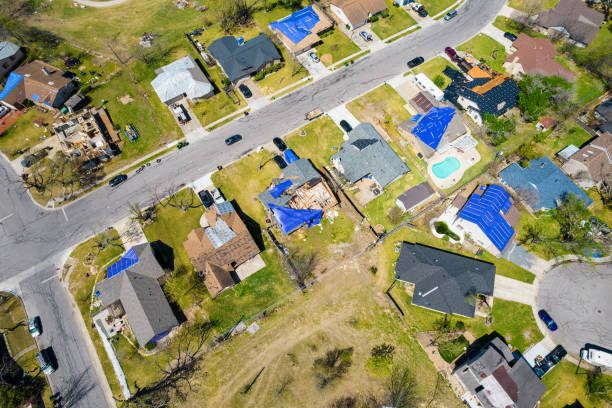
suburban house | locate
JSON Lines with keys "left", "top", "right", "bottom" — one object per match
{"left": 331, "top": 122, "right": 409, "bottom": 205}
{"left": 499, "top": 157, "right": 593, "bottom": 211}
{"left": 503, "top": 34, "right": 575, "bottom": 81}
{"left": 330, "top": 0, "right": 387, "bottom": 31}
{"left": 53, "top": 106, "right": 121, "bottom": 159}
{"left": 454, "top": 337, "right": 546, "bottom": 408}
{"left": 399, "top": 97, "right": 471, "bottom": 159}
{"left": 269, "top": 5, "right": 333, "bottom": 55}
{"left": 0, "top": 41, "right": 25, "bottom": 81}
{"left": 536, "top": 0, "right": 604, "bottom": 47}
{"left": 444, "top": 67, "right": 519, "bottom": 126}
{"left": 183, "top": 201, "right": 261, "bottom": 298}
{"left": 64, "top": 94, "right": 87, "bottom": 114}
{"left": 208, "top": 34, "right": 282, "bottom": 84}
{"left": 396, "top": 182, "right": 436, "bottom": 213}
{"left": 151, "top": 55, "right": 213, "bottom": 105}
{"left": 95, "top": 244, "right": 179, "bottom": 346}
{"left": 562, "top": 131, "right": 612, "bottom": 187}
{"left": 594, "top": 99, "right": 612, "bottom": 135}
{"left": 394, "top": 242, "right": 495, "bottom": 317}
{"left": 449, "top": 184, "right": 520, "bottom": 255}
{"left": 536, "top": 116, "right": 556, "bottom": 132}
{"left": 0, "top": 60, "right": 76, "bottom": 111}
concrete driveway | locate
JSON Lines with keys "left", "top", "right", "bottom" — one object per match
{"left": 297, "top": 51, "right": 330, "bottom": 79}
{"left": 481, "top": 23, "right": 513, "bottom": 51}
{"left": 348, "top": 26, "right": 382, "bottom": 50}
{"left": 493, "top": 275, "right": 537, "bottom": 306}
{"left": 327, "top": 105, "right": 360, "bottom": 138}
{"left": 538, "top": 262, "right": 612, "bottom": 357}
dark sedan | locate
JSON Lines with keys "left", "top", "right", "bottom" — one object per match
{"left": 407, "top": 56, "right": 425, "bottom": 68}
{"left": 339, "top": 120, "right": 352, "bottom": 133}
{"left": 504, "top": 32, "right": 518, "bottom": 42}
{"left": 239, "top": 84, "right": 252, "bottom": 98}
{"left": 273, "top": 155, "right": 287, "bottom": 169}
{"left": 225, "top": 134, "right": 242, "bottom": 145}
{"left": 273, "top": 137, "right": 287, "bottom": 151}
{"left": 198, "top": 190, "right": 214, "bottom": 208}
{"left": 538, "top": 309, "right": 558, "bottom": 331}
{"left": 109, "top": 174, "right": 128, "bottom": 187}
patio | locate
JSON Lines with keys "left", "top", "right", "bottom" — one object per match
{"left": 427, "top": 147, "right": 480, "bottom": 189}
{"left": 354, "top": 176, "right": 383, "bottom": 206}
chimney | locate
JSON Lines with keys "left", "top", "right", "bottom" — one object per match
{"left": 42, "top": 67, "right": 51, "bottom": 76}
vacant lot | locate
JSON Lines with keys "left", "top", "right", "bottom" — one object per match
{"left": 284, "top": 116, "right": 345, "bottom": 169}
{"left": 412, "top": 56, "right": 454, "bottom": 89}
{"left": 457, "top": 34, "right": 507, "bottom": 72}
{"left": 541, "top": 360, "right": 612, "bottom": 408}
{"left": 371, "top": 0, "right": 417, "bottom": 39}
{"left": 181, "top": 251, "right": 462, "bottom": 408}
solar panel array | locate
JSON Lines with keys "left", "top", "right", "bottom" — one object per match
{"left": 458, "top": 185, "right": 514, "bottom": 252}
{"left": 107, "top": 247, "right": 139, "bottom": 279}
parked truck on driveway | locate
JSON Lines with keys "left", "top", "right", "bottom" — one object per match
{"left": 305, "top": 108, "right": 323, "bottom": 121}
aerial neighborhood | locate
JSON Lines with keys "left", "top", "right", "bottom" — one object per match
{"left": 0, "top": 0, "right": 611, "bottom": 407}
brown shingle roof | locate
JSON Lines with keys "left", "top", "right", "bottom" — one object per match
{"left": 537, "top": 0, "right": 604, "bottom": 45}
{"left": 569, "top": 131, "right": 612, "bottom": 182}
{"left": 506, "top": 34, "right": 575, "bottom": 81}
{"left": 15, "top": 60, "right": 72, "bottom": 104}
{"left": 331, "top": 0, "right": 387, "bottom": 27}
{"left": 203, "top": 263, "right": 235, "bottom": 298}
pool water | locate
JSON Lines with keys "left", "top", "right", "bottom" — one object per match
{"left": 432, "top": 157, "right": 460, "bottom": 179}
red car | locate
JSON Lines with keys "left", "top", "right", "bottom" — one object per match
{"left": 445, "top": 46, "right": 458, "bottom": 62}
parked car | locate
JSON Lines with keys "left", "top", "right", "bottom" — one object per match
{"left": 308, "top": 51, "right": 320, "bottom": 63}
{"left": 210, "top": 188, "right": 225, "bottom": 204}
{"left": 198, "top": 190, "right": 214, "bottom": 208}
{"left": 172, "top": 104, "right": 189, "bottom": 125}
{"left": 411, "top": 3, "right": 424, "bottom": 11}
{"left": 273, "top": 137, "right": 287, "bottom": 151}
{"left": 28, "top": 317, "right": 42, "bottom": 337}
{"left": 238, "top": 84, "right": 252, "bottom": 98}
{"left": 109, "top": 174, "right": 128, "bottom": 187}
{"left": 417, "top": 8, "right": 428, "bottom": 17}
{"left": 445, "top": 46, "right": 458, "bottom": 61}
{"left": 444, "top": 10, "right": 457, "bottom": 20}
{"left": 36, "top": 349, "right": 56, "bottom": 375}
{"left": 534, "top": 345, "right": 567, "bottom": 377}
{"left": 225, "top": 134, "right": 242, "bottom": 145}
{"left": 407, "top": 56, "right": 425, "bottom": 68}
{"left": 359, "top": 31, "right": 373, "bottom": 41}
{"left": 273, "top": 155, "right": 288, "bottom": 169}
{"left": 339, "top": 120, "right": 352, "bottom": 133}
{"left": 538, "top": 309, "right": 558, "bottom": 331}
{"left": 504, "top": 32, "right": 518, "bottom": 42}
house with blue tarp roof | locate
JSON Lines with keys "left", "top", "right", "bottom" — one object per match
{"left": 269, "top": 5, "right": 332, "bottom": 55}
{"left": 498, "top": 157, "right": 593, "bottom": 211}
{"left": 258, "top": 156, "right": 337, "bottom": 234}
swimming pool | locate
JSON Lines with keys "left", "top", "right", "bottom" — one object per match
{"left": 432, "top": 157, "right": 460, "bottom": 179}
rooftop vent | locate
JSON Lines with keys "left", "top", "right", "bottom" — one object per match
{"left": 48, "top": 81, "right": 54, "bottom": 85}
{"left": 42, "top": 67, "right": 51, "bottom": 76}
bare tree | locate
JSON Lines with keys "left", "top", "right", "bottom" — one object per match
{"left": 597, "top": 173, "right": 612, "bottom": 209}
{"left": 207, "top": 0, "right": 253, "bottom": 33}
{"left": 289, "top": 250, "right": 317, "bottom": 289}
{"left": 93, "top": 231, "right": 123, "bottom": 254}
{"left": 313, "top": 347, "right": 353, "bottom": 388}
{"left": 383, "top": 365, "right": 416, "bottom": 408}
{"left": 164, "top": 189, "right": 203, "bottom": 212}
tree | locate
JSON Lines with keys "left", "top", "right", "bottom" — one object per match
{"left": 93, "top": 231, "right": 123, "bottom": 254}
{"left": 516, "top": 142, "right": 542, "bottom": 161}
{"left": 162, "top": 188, "right": 203, "bottom": 212}
{"left": 596, "top": 173, "right": 612, "bottom": 210}
{"left": 289, "top": 250, "right": 317, "bottom": 289}
{"left": 518, "top": 222, "right": 543, "bottom": 245}
{"left": 517, "top": 75, "right": 570, "bottom": 122}
{"left": 433, "top": 75, "right": 445, "bottom": 88}
{"left": 207, "top": 0, "right": 253, "bottom": 33}
{"left": 482, "top": 114, "right": 515, "bottom": 145}
{"left": 585, "top": 370, "right": 612, "bottom": 404}
{"left": 313, "top": 347, "right": 353, "bottom": 388}
{"left": 371, "top": 344, "right": 395, "bottom": 361}
{"left": 383, "top": 365, "right": 416, "bottom": 408}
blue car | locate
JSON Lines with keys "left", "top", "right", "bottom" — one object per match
{"left": 538, "top": 309, "right": 558, "bottom": 331}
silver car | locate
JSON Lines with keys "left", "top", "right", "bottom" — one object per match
{"left": 359, "top": 31, "right": 372, "bottom": 41}
{"left": 308, "top": 51, "right": 320, "bottom": 63}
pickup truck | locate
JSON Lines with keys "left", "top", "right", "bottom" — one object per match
{"left": 173, "top": 104, "right": 189, "bottom": 125}
{"left": 305, "top": 108, "right": 323, "bottom": 121}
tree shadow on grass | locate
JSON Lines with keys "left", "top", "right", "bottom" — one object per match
{"left": 230, "top": 200, "right": 265, "bottom": 251}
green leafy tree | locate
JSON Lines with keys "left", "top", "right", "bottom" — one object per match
{"left": 517, "top": 75, "right": 570, "bottom": 122}
{"left": 482, "top": 114, "right": 516, "bottom": 145}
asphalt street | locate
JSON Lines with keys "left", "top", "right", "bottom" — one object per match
{"left": 0, "top": 0, "right": 505, "bottom": 405}
{"left": 538, "top": 262, "right": 612, "bottom": 357}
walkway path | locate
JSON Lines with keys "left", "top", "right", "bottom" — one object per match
{"left": 11, "top": 344, "right": 36, "bottom": 361}
{"left": 74, "top": 0, "right": 129, "bottom": 7}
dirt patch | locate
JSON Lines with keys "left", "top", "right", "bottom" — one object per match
{"left": 320, "top": 53, "right": 333, "bottom": 65}
{"left": 120, "top": 94, "right": 134, "bottom": 104}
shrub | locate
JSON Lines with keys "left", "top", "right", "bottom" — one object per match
{"left": 433, "top": 74, "right": 446, "bottom": 88}
{"left": 380, "top": 9, "right": 389, "bottom": 18}
{"left": 313, "top": 347, "right": 353, "bottom": 388}
{"left": 369, "top": 15, "right": 379, "bottom": 22}
{"left": 517, "top": 142, "right": 541, "bottom": 161}
{"left": 388, "top": 206, "right": 404, "bottom": 225}
{"left": 221, "top": 77, "right": 231, "bottom": 86}
{"left": 253, "top": 71, "right": 265, "bottom": 81}
{"left": 144, "top": 342, "right": 155, "bottom": 351}
{"left": 319, "top": 28, "right": 334, "bottom": 38}
{"left": 434, "top": 221, "right": 460, "bottom": 241}
{"left": 369, "top": 266, "right": 377, "bottom": 275}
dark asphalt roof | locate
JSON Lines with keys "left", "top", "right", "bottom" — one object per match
{"left": 396, "top": 182, "right": 434, "bottom": 211}
{"left": 596, "top": 100, "right": 612, "bottom": 122}
{"left": 331, "top": 123, "right": 409, "bottom": 187}
{"left": 208, "top": 34, "right": 282, "bottom": 83}
{"left": 460, "top": 76, "right": 519, "bottom": 117}
{"left": 258, "top": 158, "right": 320, "bottom": 208}
{"left": 394, "top": 243, "right": 495, "bottom": 317}
{"left": 498, "top": 157, "right": 593, "bottom": 211}
{"left": 536, "top": 0, "right": 604, "bottom": 45}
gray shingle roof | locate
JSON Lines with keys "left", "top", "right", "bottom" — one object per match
{"left": 396, "top": 182, "right": 434, "bottom": 211}
{"left": 0, "top": 41, "right": 20, "bottom": 60}
{"left": 208, "top": 34, "right": 282, "bottom": 83}
{"left": 96, "top": 244, "right": 178, "bottom": 346}
{"left": 455, "top": 337, "right": 546, "bottom": 408}
{"left": 536, "top": 0, "right": 604, "bottom": 45}
{"left": 331, "top": 123, "right": 409, "bottom": 187}
{"left": 394, "top": 243, "right": 495, "bottom": 317}
{"left": 258, "top": 158, "right": 321, "bottom": 208}
{"left": 151, "top": 55, "right": 213, "bottom": 104}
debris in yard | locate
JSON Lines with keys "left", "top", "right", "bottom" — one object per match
{"left": 231, "top": 321, "right": 247, "bottom": 336}
{"left": 119, "top": 94, "right": 134, "bottom": 104}
{"left": 175, "top": 0, "right": 189, "bottom": 8}
{"left": 139, "top": 33, "right": 158, "bottom": 48}
{"left": 247, "top": 322, "right": 260, "bottom": 334}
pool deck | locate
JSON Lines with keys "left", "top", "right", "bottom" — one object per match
{"left": 428, "top": 147, "right": 480, "bottom": 189}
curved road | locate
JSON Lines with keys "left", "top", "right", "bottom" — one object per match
{"left": 538, "top": 262, "right": 612, "bottom": 357}
{"left": 0, "top": 1, "right": 505, "bottom": 406}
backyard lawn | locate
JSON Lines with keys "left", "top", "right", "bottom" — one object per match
{"left": 412, "top": 56, "right": 454, "bottom": 89}
{"left": 284, "top": 116, "right": 345, "bottom": 169}
{"left": 541, "top": 361, "right": 612, "bottom": 408}
{"left": 572, "top": 22, "right": 612, "bottom": 83}
{"left": 315, "top": 28, "right": 360, "bottom": 67}
{"left": 370, "top": 0, "right": 417, "bottom": 40}
{"left": 0, "top": 109, "right": 55, "bottom": 159}
{"left": 457, "top": 33, "right": 507, "bottom": 73}
{"left": 438, "top": 335, "right": 470, "bottom": 363}
{"left": 554, "top": 55, "right": 606, "bottom": 107}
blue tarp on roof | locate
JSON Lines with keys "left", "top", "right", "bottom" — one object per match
{"left": 0, "top": 72, "right": 23, "bottom": 101}
{"left": 107, "top": 247, "right": 139, "bottom": 278}
{"left": 269, "top": 179, "right": 293, "bottom": 198}
{"left": 411, "top": 107, "right": 455, "bottom": 150}
{"left": 284, "top": 149, "right": 299, "bottom": 164}
{"left": 269, "top": 5, "right": 320, "bottom": 45}
{"left": 268, "top": 203, "right": 322, "bottom": 234}
{"left": 458, "top": 184, "right": 515, "bottom": 252}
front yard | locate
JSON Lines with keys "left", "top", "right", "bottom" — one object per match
{"left": 284, "top": 116, "right": 345, "bottom": 169}
{"left": 508, "top": 0, "right": 558, "bottom": 12}
{"left": 370, "top": 0, "right": 417, "bottom": 40}
{"left": 457, "top": 33, "right": 507, "bottom": 73}
{"left": 315, "top": 28, "right": 360, "bottom": 67}
{"left": 420, "top": 0, "right": 458, "bottom": 17}
{"left": 411, "top": 56, "right": 454, "bottom": 89}
{"left": 0, "top": 108, "right": 55, "bottom": 159}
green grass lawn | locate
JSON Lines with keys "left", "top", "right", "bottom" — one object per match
{"left": 571, "top": 22, "right": 612, "bottom": 85}
{"left": 420, "top": 0, "right": 458, "bottom": 17}
{"left": 553, "top": 55, "right": 606, "bottom": 106}
{"left": 457, "top": 33, "right": 507, "bottom": 73}
{"left": 284, "top": 116, "right": 345, "bottom": 169}
{"left": 412, "top": 56, "right": 453, "bottom": 89}
{"left": 541, "top": 361, "right": 612, "bottom": 408}
{"left": 0, "top": 108, "right": 55, "bottom": 159}
{"left": 0, "top": 295, "right": 34, "bottom": 356}
{"left": 212, "top": 150, "right": 282, "bottom": 227}
{"left": 538, "top": 121, "right": 592, "bottom": 157}
{"left": 371, "top": 0, "right": 417, "bottom": 40}
{"left": 509, "top": 0, "right": 558, "bottom": 12}
{"left": 491, "top": 16, "right": 547, "bottom": 39}
{"left": 256, "top": 47, "right": 310, "bottom": 95}
{"left": 443, "top": 140, "right": 496, "bottom": 195}
{"left": 438, "top": 335, "right": 469, "bottom": 363}
{"left": 347, "top": 83, "right": 412, "bottom": 126}
{"left": 315, "top": 28, "right": 360, "bottom": 67}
